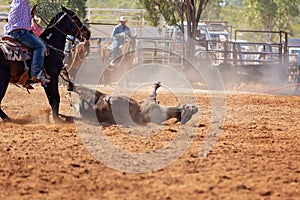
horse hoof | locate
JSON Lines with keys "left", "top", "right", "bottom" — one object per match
{"left": 52, "top": 115, "right": 73, "bottom": 124}
{"left": 3, "top": 117, "right": 11, "bottom": 123}
{"left": 53, "top": 116, "right": 64, "bottom": 123}
{"left": 57, "top": 114, "right": 75, "bottom": 123}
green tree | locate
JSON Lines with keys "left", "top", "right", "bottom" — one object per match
{"left": 64, "top": 0, "right": 87, "bottom": 20}
{"left": 139, "top": 0, "right": 213, "bottom": 60}
{"left": 139, "top": 0, "right": 211, "bottom": 40}
{"left": 244, "top": 0, "right": 300, "bottom": 38}
{"left": 202, "top": 0, "right": 227, "bottom": 20}
{"left": 87, "top": 0, "right": 141, "bottom": 9}
{"left": 31, "top": 0, "right": 87, "bottom": 21}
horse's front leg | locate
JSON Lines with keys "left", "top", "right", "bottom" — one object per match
{"left": 0, "top": 109, "right": 9, "bottom": 122}
{"left": 0, "top": 84, "right": 9, "bottom": 122}
{"left": 43, "top": 75, "right": 61, "bottom": 122}
{"left": 0, "top": 100, "right": 9, "bottom": 122}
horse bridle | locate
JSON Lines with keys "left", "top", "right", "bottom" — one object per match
{"left": 47, "top": 11, "right": 85, "bottom": 86}
{"left": 47, "top": 12, "right": 85, "bottom": 43}
{"left": 68, "top": 13, "right": 85, "bottom": 42}
{"left": 43, "top": 11, "right": 85, "bottom": 59}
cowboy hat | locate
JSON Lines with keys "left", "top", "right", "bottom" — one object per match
{"left": 118, "top": 16, "right": 128, "bottom": 22}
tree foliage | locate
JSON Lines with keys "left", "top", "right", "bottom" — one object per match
{"left": 139, "top": 0, "right": 213, "bottom": 59}
{"left": 137, "top": 1, "right": 176, "bottom": 27}
{"left": 31, "top": 0, "right": 88, "bottom": 21}
{"left": 87, "top": 0, "right": 141, "bottom": 9}
{"left": 139, "top": 0, "right": 210, "bottom": 40}
{"left": 243, "top": 0, "right": 300, "bottom": 35}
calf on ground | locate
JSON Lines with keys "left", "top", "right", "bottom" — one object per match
{"left": 66, "top": 83, "right": 198, "bottom": 125}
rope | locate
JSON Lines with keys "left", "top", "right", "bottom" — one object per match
{"left": 59, "top": 67, "right": 72, "bottom": 83}
{"left": 255, "top": 83, "right": 300, "bottom": 94}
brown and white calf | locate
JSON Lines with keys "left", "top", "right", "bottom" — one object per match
{"left": 65, "top": 82, "right": 198, "bottom": 125}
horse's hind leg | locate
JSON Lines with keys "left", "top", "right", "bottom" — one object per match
{"left": 0, "top": 51, "right": 12, "bottom": 122}
{"left": 0, "top": 73, "right": 10, "bottom": 122}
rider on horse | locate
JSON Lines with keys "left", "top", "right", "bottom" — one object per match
{"left": 110, "top": 16, "right": 136, "bottom": 66}
{"left": 0, "top": 5, "right": 90, "bottom": 122}
{"left": 6, "top": 0, "right": 49, "bottom": 84}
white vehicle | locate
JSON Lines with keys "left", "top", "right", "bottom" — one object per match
{"left": 287, "top": 38, "right": 300, "bottom": 62}
{"left": 288, "top": 47, "right": 300, "bottom": 62}
{"left": 166, "top": 22, "right": 211, "bottom": 41}
{"left": 166, "top": 22, "right": 212, "bottom": 56}
{"left": 289, "top": 47, "right": 300, "bottom": 55}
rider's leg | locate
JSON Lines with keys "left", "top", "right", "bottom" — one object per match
{"left": 110, "top": 41, "right": 119, "bottom": 63}
{"left": 9, "top": 30, "right": 48, "bottom": 82}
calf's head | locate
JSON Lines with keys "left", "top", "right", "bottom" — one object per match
{"left": 65, "top": 91, "right": 81, "bottom": 118}
{"left": 180, "top": 104, "right": 198, "bottom": 124}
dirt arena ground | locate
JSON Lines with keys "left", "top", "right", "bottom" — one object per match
{"left": 0, "top": 83, "right": 299, "bottom": 200}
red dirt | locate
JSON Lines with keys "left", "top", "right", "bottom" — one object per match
{"left": 0, "top": 84, "right": 299, "bottom": 199}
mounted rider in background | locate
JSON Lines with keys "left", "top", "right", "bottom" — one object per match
{"left": 110, "top": 16, "right": 136, "bottom": 66}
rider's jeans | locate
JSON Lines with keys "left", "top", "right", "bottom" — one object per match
{"left": 111, "top": 39, "right": 124, "bottom": 62}
{"left": 9, "top": 29, "right": 46, "bottom": 77}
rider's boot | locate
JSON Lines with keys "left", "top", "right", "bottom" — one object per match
{"left": 31, "top": 70, "right": 50, "bottom": 83}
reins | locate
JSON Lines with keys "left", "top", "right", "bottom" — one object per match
{"left": 46, "top": 12, "right": 84, "bottom": 58}
{"left": 59, "top": 66, "right": 72, "bottom": 82}
{"left": 47, "top": 13, "right": 69, "bottom": 37}
{"left": 69, "top": 13, "right": 84, "bottom": 41}
{"left": 47, "top": 44, "right": 65, "bottom": 57}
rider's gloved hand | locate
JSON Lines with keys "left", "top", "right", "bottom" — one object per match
{"left": 119, "top": 32, "right": 125, "bottom": 37}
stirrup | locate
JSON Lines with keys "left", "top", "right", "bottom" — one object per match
{"left": 23, "top": 82, "right": 35, "bottom": 90}
{"left": 42, "top": 69, "right": 51, "bottom": 79}
{"left": 40, "top": 75, "right": 50, "bottom": 83}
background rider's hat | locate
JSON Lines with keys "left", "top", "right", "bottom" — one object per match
{"left": 118, "top": 16, "right": 128, "bottom": 22}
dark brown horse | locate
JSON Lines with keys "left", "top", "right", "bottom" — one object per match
{"left": 0, "top": 7, "right": 90, "bottom": 122}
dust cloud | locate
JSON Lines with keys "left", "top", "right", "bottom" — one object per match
{"left": 73, "top": 33, "right": 299, "bottom": 96}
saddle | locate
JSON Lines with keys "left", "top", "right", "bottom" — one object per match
{"left": 0, "top": 35, "right": 50, "bottom": 62}
{"left": 0, "top": 35, "right": 50, "bottom": 90}
{"left": 0, "top": 35, "right": 31, "bottom": 61}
